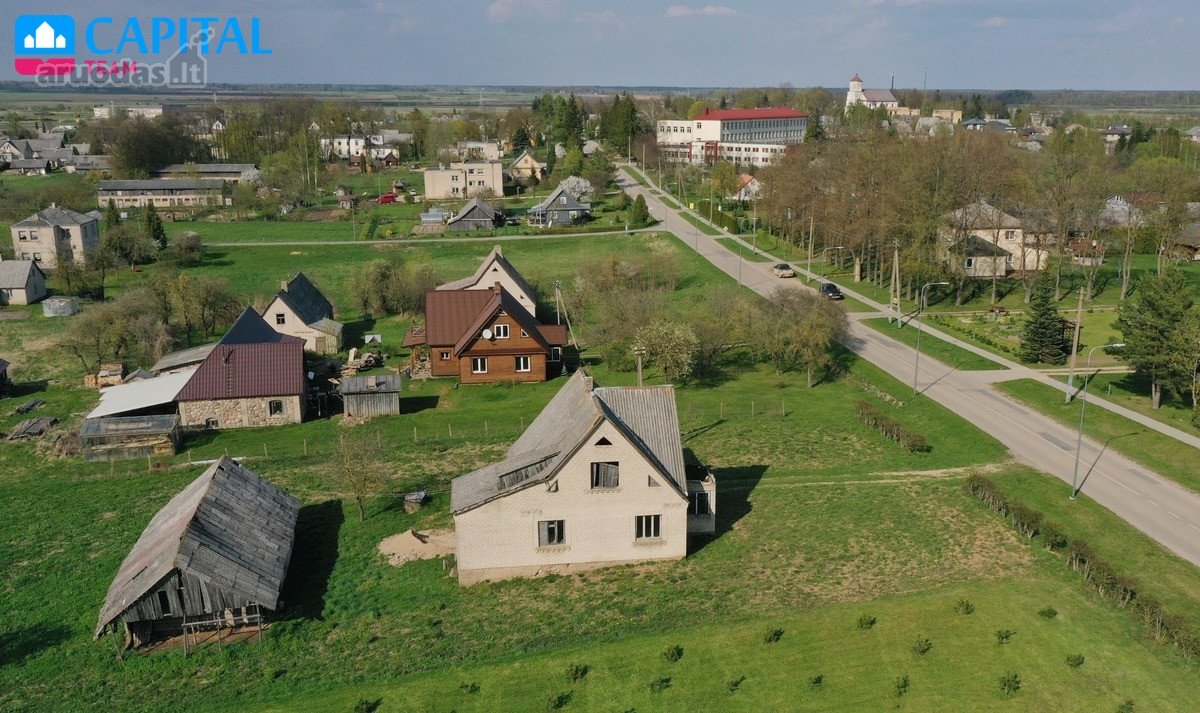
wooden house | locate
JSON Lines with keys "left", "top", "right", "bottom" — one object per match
{"left": 403, "top": 286, "right": 566, "bottom": 385}
{"left": 339, "top": 373, "right": 403, "bottom": 418}
{"left": 94, "top": 456, "right": 300, "bottom": 647}
{"left": 527, "top": 186, "right": 591, "bottom": 228}
{"left": 80, "top": 415, "right": 182, "bottom": 462}
{"left": 446, "top": 197, "right": 503, "bottom": 232}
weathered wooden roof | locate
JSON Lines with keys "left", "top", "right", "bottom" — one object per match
{"left": 95, "top": 457, "right": 300, "bottom": 637}
{"left": 450, "top": 369, "right": 686, "bottom": 514}
{"left": 339, "top": 373, "right": 403, "bottom": 395}
{"left": 151, "top": 343, "right": 216, "bottom": 373}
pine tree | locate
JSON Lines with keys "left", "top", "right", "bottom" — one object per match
{"left": 630, "top": 194, "right": 650, "bottom": 226}
{"left": 1115, "top": 264, "right": 1195, "bottom": 408}
{"left": 512, "top": 125, "right": 531, "bottom": 152}
{"left": 104, "top": 199, "right": 121, "bottom": 229}
{"left": 804, "top": 110, "right": 826, "bottom": 142}
{"left": 1020, "top": 275, "right": 1069, "bottom": 365}
{"left": 143, "top": 203, "right": 166, "bottom": 248}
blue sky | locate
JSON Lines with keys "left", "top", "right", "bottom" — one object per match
{"left": 6, "top": 1, "right": 1198, "bottom": 89}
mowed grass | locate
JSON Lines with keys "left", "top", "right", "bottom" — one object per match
{"left": 716, "top": 236, "right": 773, "bottom": 262}
{"left": 995, "top": 378, "right": 1200, "bottom": 494}
{"left": 1055, "top": 370, "right": 1200, "bottom": 437}
{"left": 862, "top": 318, "right": 1007, "bottom": 371}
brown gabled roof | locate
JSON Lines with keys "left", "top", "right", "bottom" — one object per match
{"left": 177, "top": 309, "right": 304, "bottom": 402}
{"left": 452, "top": 290, "right": 557, "bottom": 356}
{"left": 421, "top": 289, "right": 496, "bottom": 346}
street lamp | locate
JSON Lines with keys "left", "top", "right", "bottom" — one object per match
{"left": 1070, "top": 343, "right": 1125, "bottom": 499}
{"left": 812, "top": 246, "right": 844, "bottom": 283}
{"left": 912, "top": 281, "right": 950, "bottom": 395}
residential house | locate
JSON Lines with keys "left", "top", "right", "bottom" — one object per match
{"left": 176, "top": 308, "right": 307, "bottom": 429}
{"left": 938, "top": 201, "right": 1048, "bottom": 277}
{"left": 424, "top": 161, "right": 505, "bottom": 200}
{"left": 320, "top": 131, "right": 413, "bottom": 161}
{"left": 340, "top": 374, "right": 403, "bottom": 418}
{"left": 451, "top": 369, "right": 716, "bottom": 584}
{"left": 730, "top": 174, "right": 761, "bottom": 202}
{"left": 98, "top": 179, "right": 225, "bottom": 210}
{"left": 932, "top": 109, "right": 963, "bottom": 123}
{"left": 94, "top": 456, "right": 300, "bottom": 647}
{"left": 527, "top": 186, "right": 591, "bottom": 227}
{"left": 7, "top": 158, "right": 51, "bottom": 175}
{"left": 403, "top": 285, "right": 566, "bottom": 384}
{"left": 582, "top": 140, "right": 603, "bottom": 157}
{"left": 152, "top": 163, "right": 260, "bottom": 183}
{"left": 0, "top": 260, "right": 48, "bottom": 305}
{"left": 508, "top": 150, "right": 545, "bottom": 182}
{"left": 845, "top": 74, "right": 899, "bottom": 111}
{"left": 436, "top": 245, "right": 538, "bottom": 317}
{"left": 446, "top": 197, "right": 503, "bottom": 232}
{"left": 10, "top": 204, "right": 101, "bottom": 268}
{"left": 62, "top": 155, "right": 111, "bottom": 173}
{"left": 262, "top": 273, "right": 343, "bottom": 354}
{"left": 1174, "top": 223, "right": 1200, "bottom": 261}
{"left": 0, "top": 138, "right": 32, "bottom": 162}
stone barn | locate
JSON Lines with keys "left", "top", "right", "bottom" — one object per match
{"left": 94, "top": 457, "right": 300, "bottom": 648}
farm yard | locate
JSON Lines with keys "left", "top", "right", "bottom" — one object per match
{"left": 3, "top": 227, "right": 1200, "bottom": 712}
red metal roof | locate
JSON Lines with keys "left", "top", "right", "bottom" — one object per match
{"left": 421, "top": 290, "right": 497, "bottom": 346}
{"left": 700, "top": 107, "right": 808, "bottom": 121}
{"left": 178, "top": 342, "right": 304, "bottom": 401}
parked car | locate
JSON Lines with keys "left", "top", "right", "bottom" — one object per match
{"left": 819, "top": 282, "right": 844, "bottom": 300}
{"left": 377, "top": 193, "right": 397, "bottom": 204}
{"left": 772, "top": 263, "right": 796, "bottom": 278}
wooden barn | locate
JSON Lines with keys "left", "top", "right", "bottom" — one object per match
{"left": 339, "top": 373, "right": 402, "bottom": 418}
{"left": 94, "top": 457, "right": 300, "bottom": 649}
{"left": 79, "top": 415, "right": 182, "bottom": 462}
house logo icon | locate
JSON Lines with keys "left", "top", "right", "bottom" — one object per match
{"left": 13, "top": 14, "right": 76, "bottom": 76}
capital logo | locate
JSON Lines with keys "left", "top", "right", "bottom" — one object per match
{"left": 14, "top": 14, "right": 76, "bottom": 76}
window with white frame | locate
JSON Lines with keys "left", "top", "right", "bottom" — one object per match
{"left": 964, "top": 257, "right": 975, "bottom": 269}
{"left": 549, "top": 347, "right": 562, "bottom": 362}
{"left": 538, "top": 519, "right": 565, "bottom": 546}
{"left": 688, "top": 492, "right": 711, "bottom": 515}
{"left": 440, "top": 351, "right": 451, "bottom": 361}
{"left": 515, "top": 355, "right": 531, "bottom": 372}
{"left": 275, "top": 313, "right": 286, "bottom": 325}
{"left": 493, "top": 323, "right": 509, "bottom": 338}
{"left": 635, "top": 514, "right": 661, "bottom": 539}
{"left": 471, "top": 357, "right": 488, "bottom": 374}
{"left": 590, "top": 461, "right": 619, "bottom": 489}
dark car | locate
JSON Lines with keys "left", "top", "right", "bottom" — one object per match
{"left": 819, "top": 282, "right": 844, "bottom": 300}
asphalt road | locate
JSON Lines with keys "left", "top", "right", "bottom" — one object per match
{"left": 620, "top": 169, "right": 1200, "bottom": 567}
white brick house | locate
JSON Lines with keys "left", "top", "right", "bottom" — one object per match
{"left": 450, "top": 369, "right": 715, "bottom": 585}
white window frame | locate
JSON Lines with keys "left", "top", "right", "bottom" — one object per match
{"left": 549, "top": 346, "right": 562, "bottom": 362}
{"left": 538, "top": 519, "right": 565, "bottom": 546}
{"left": 515, "top": 355, "right": 531, "bottom": 373}
{"left": 635, "top": 514, "right": 662, "bottom": 540}
{"left": 471, "top": 357, "right": 488, "bottom": 374}
{"left": 493, "top": 323, "right": 510, "bottom": 339}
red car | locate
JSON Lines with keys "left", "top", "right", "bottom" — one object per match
{"left": 377, "top": 193, "right": 397, "bottom": 204}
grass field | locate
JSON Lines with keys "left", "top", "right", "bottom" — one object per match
{"left": 862, "top": 318, "right": 1007, "bottom": 371}
{"left": 995, "top": 378, "right": 1200, "bottom": 494}
{"left": 678, "top": 210, "right": 722, "bottom": 235}
{"left": 1054, "top": 371, "right": 1200, "bottom": 437}
{"left": 716, "top": 236, "right": 773, "bottom": 262}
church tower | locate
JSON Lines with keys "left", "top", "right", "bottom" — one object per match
{"left": 846, "top": 74, "right": 866, "bottom": 110}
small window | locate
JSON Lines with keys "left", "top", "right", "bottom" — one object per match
{"left": 648, "top": 475, "right": 661, "bottom": 487}
{"left": 689, "top": 492, "right": 711, "bottom": 515}
{"left": 539, "top": 519, "right": 565, "bottom": 546}
{"left": 964, "top": 258, "right": 974, "bottom": 269}
{"left": 275, "top": 313, "right": 286, "bottom": 325}
{"left": 520, "top": 329, "right": 529, "bottom": 338}
{"left": 493, "top": 323, "right": 510, "bottom": 339}
{"left": 440, "top": 351, "right": 451, "bottom": 361}
{"left": 590, "top": 461, "right": 619, "bottom": 489}
{"left": 32, "top": 253, "right": 41, "bottom": 262}
{"left": 205, "top": 418, "right": 219, "bottom": 429}
{"left": 515, "top": 355, "right": 531, "bottom": 372}
{"left": 549, "top": 347, "right": 562, "bottom": 362}
{"left": 595, "top": 437, "right": 612, "bottom": 446}
{"left": 471, "top": 357, "right": 488, "bottom": 374}
{"left": 157, "top": 590, "right": 172, "bottom": 614}
{"left": 635, "top": 514, "right": 662, "bottom": 540}
{"left": 269, "top": 400, "right": 284, "bottom": 417}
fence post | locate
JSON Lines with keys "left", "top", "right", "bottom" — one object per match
{"left": 781, "top": 399, "right": 785, "bottom": 418}
{"left": 751, "top": 400, "right": 755, "bottom": 417}
{"left": 262, "top": 444, "right": 267, "bottom": 458}
{"left": 303, "top": 439, "right": 308, "bottom": 456}
{"left": 485, "top": 420, "right": 489, "bottom": 436}
{"left": 413, "top": 425, "right": 418, "bottom": 443}
{"left": 448, "top": 423, "right": 453, "bottom": 438}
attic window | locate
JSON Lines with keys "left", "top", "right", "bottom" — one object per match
{"left": 275, "top": 313, "right": 286, "bottom": 325}
{"left": 648, "top": 475, "right": 660, "bottom": 487}
{"left": 595, "top": 437, "right": 612, "bottom": 446}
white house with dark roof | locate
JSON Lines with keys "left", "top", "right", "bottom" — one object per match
{"left": 261, "top": 273, "right": 343, "bottom": 354}
{"left": 0, "top": 260, "right": 48, "bottom": 305}
{"left": 10, "top": 204, "right": 101, "bottom": 268}
{"left": 450, "top": 369, "right": 716, "bottom": 585}
{"left": 436, "top": 246, "right": 538, "bottom": 317}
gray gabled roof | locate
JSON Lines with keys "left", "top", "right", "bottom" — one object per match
{"left": 151, "top": 343, "right": 216, "bottom": 373}
{"left": 0, "top": 260, "right": 43, "bottom": 289}
{"left": 953, "top": 234, "right": 1012, "bottom": 257}
{"left": 95, "top": 457, "right": 300, "bottom": 637}
{"left": 271, "top": 272, "right": 335, "bottom": 327}
{"left": 13, "top": 204, "right": 98, "bottom": 228}
{"left": 450, "top": 369, "right": 687, "bottom": 514}
{"left": 447, "top": 197, "right": 499, "bottom": 227}
{"left": 943, "top": 200, "right": 1021, "bottom": 230}
{"left": 437, "top": 246, "right": 537, "bottom": 301}
{"left": 529, "top": 186, "right": 590, "bottom": 214}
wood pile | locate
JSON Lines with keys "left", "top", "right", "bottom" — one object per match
{"left": 8, "top": 416, "right": 57, "bottom": 441}
{"left": 84, "top": 363, "right": 126, "bottom": 389}
{"left": 340, "top": 350, "right": 385, "bottom": 377}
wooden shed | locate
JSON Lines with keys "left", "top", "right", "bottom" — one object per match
{"left": 339, "top": 373, "right": 403, "bottom": 418}
{"left": 94, "top": 457, "right": 300, "bottom": 648}
{"left": 80, "top": 415, "right": 182, "bottom": 462}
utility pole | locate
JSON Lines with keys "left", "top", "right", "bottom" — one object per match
{"left": 634, "top": 347, "right": 647, "bottom": 387}
{"left": 1064, "top": 287, "right": 1085, "bottom": 402}
{"left": 806, "top": 216, "right": 815, "bottom": 283}
{"left": 890, "top": 241, "right": 901, "bottom": 325}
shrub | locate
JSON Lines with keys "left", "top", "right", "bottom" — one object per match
{"left": 1116, "top": 700, "right": 1135, "bottom": 713}
{"left": 726, "top": 676, "right": 746, "bottom": 692}
{"left": 459, "top": 683, "right": 480, "bottom": 695}
{"left": 568, "top": 663, "right": 590, "bottom": 682}
{"left": 764, "top": 628, "right": 784, "bottom": 643}
{"left": 649, "top": 677, "right": 672, "bottom": 693}
{"left": 1038, "top": 607, "right": 1058, "bottom": 619}
{"left": 1066, "top": 654, "right": 1085, "bottom": 668}
{"left": 857, "top": 614, "right": 877, "bottom": 630}
{"left": 547, "top": 692, "right": 573, "bottom": 710}
{"left": 855, "top": 401, "right": 932, "bottom": 452}
{"left": 662, "top": 644, "right": 684, "bottom": 663}
{"left": 809, "top": 674, "right": 824, "bottom": 688}
{"left": 996, "top": 629, "right": 1015, "bottom": 644}
{"left": 955, "top": 599, "right": 975, "bottom": 615}
{"left": 998, "top": 672, "right": 1021, "bottom": 696}
{"left": 353, "top": 700, "right": 381, "bottom": 713}
{"left": 893, "top": 674, "right": 910, "bottom": 698}
{"left": 912, "top": 637, "right": 932, "bottom": 656}
{"left": 1041, "top": 521, "right": 1069, "bottom": 550}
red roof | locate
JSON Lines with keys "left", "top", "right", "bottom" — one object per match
{"left": 851, "top": 74, "right": 863, "bottom": 83}
{"left": 178, "top": 342, "right": 304, "bottom": 402}
{"left": 699, "top": 107, "right": 808, "bottom": 121}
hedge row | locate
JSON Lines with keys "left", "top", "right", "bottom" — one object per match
{"left": 966, "top": 475, "right": 1200, "bottom": 658}
{"left": 855, "top": 401, "right": 931, "bottom": 452}
{"left": 927, "top": 316, "right": 1019, "bottom": 356}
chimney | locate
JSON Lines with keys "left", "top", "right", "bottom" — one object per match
{"left": 492, "top": 281, "right": 502, "bottom": 293}
{"left": 280, "top": 280, "right": 288, "bottom": 291}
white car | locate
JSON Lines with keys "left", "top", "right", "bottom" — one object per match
{"left": 772, "top": 263, "right": 797, "bottom": 278}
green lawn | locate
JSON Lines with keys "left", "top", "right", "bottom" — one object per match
{"left": 1054, "top": 371, "right": 1200, "bottom": 438}
{"left": 926, "top": 310, "right": 1124, "bottom": 369}
{"left": 862, "top": 318, "right": 1007, "bottom": 371}
{"left": 995, "top": 378, "right": 1200, "bottom": 494}
{"left": 716, "top": 236, "right": 773, "bottom": 262}
{"left": 678, "top": 210, "right": 722, "bottom": 236}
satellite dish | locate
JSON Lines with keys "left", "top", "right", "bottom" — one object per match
{"left": 482, "top": 328, "right": 494, "bottom": 340}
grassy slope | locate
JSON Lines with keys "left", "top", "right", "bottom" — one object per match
{"left": 995, "top": 378, "right": 1200, "bottom": 494}
{"left": 861, "top": 318, "right": 1006, "bottom": 372}
{"left": 1055, "top": 371, "right": 1200, "bottom": 438}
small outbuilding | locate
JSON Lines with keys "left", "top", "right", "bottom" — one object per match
{"left": 42, "top": 296, "right": 79, "bottom": 317}
{"left": 0, "top": 260, "right": 47, "bottom": 305}
{"left": 446, "top": 197, "right": 503, "bottom": 232}
{"left": 339, "top": 373, "right": 403, "bottom": 418}
{"left": 95, "top": 457, "right": 300, "bottom": 648}
{"left": 80, "top": 415, "right": 182, "bottom": 462}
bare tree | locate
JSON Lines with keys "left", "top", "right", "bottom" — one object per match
{"left": 337, "top": 429, "right": 390, "bottom": 522}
